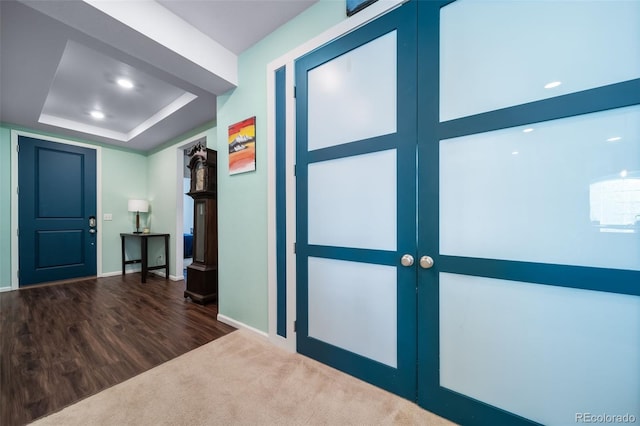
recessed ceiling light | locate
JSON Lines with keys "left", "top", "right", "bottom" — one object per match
{"left": 512, "top": 151, "right": 519, "bottom": 155}
{"left": 523, "top": 128, "right": 534, "bottom": 133}
{"left": 607, "top": 136, "right": 622, "bottom": 142}
{"left": 90, "top": 110, "right": 105, "bottom": 120}
{"left": 544, "top": 81, "right": 562, "bottom": 89}
{"left": 116, "top": 78, "right": 134, "bottom": 89}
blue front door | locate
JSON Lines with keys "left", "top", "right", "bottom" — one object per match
{"left": 18, "top": 136, "right": 97, "bottom": 285}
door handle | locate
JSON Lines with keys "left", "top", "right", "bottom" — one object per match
{"left": 89, "top": 215, "right": 97, "bottom": 234}
{"left": 419, "top": 256, "right": 434, "bottom": 269}
{"left": 400, "top": 254, "right": 414, "bottom": 267}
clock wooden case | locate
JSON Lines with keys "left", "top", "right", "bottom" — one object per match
{"left": 185, "top": 145, "right": 218, "bottom": 304}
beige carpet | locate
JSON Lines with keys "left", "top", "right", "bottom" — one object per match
{"left": 31, "top": 330, "right": 456, "bottom": 425}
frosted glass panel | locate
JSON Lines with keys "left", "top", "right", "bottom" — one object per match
{"left": 439, "top": 272, "right": 640, "bottom": 426}
{"left": 308, "top": 31, "right": 397, "bottom": 150}
{"left": 440, "top": 105, "right": 640, "bottom": 270}
{"left": 440, "top": 0, "right": 640, "bottom": 121}
{"left": 308, "top": 257, "right": 397, "bottom": 367}
{"left": 309, "top": 149, "right": 396, "bottom": 250}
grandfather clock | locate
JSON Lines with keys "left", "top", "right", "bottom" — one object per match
{"left": 185, "top": 144, "right": 218, "bottom": 304}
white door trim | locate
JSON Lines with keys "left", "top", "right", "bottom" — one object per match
{"left": 173, "top": 130, "right": 209, "bottom": 281}
{"left": 265, "top": 0, "right": 406, "bottom": 351}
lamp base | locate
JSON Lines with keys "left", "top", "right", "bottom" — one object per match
{"left": 133, "top": 231, "right": 143, "bottom": 234}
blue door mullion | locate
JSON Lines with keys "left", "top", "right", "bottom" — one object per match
{"left": 416, "top": 0, "right": 450, "bottom": 419}
{"left": 307, "top": 133, "right": 400, "bottom": 163}
{"left": 438, "top": 256, "right": 640, "bottom": 297}
{"left": 307, "top": 245, "right": 398, "bottom": 266}
{"left": 439, "top": 79, "right": 640, "bottom": 141}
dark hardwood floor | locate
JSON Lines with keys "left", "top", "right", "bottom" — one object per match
{"left": 0, "top": 274, "right": 235, "bottom": 426}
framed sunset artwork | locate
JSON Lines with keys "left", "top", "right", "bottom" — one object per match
{"left": 228, "top": 116, "right": 256, "bottom": 175}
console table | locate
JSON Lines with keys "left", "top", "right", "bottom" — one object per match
{"left": 120, "top": 233, "right": 169, "bottom": 283}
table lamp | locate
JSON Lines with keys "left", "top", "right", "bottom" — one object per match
{"left": 128, "top": 199, "right": 149, "bottom": 234}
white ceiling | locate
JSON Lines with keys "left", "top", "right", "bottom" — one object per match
{"left": 158, "top": 0, "right": 317, "bottom": 55}
{"left": 0, "top": 0, "right": 318, "bottom": 152}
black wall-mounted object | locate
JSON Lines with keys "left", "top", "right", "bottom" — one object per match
{"left": 347, "top": 0, "right": 378, "bottom": 16}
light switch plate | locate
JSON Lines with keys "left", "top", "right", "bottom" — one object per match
{"left": 103, "top": 213, "right": 113, "bottom": 221}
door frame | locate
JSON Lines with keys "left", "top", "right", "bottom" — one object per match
{"left": 10, "top": 129, "right": 103, "bottom": 289}
{"left": 173, "top": 130, "right": 209, "bottom": 281}
{"left": 264, "top": 0, "right": 406, "bottom": 352}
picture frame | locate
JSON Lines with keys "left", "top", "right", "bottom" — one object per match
{"left": 228, "top": 116, "right": 256, "bottom": 175}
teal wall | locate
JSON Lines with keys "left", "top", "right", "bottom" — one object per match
{"left": 146, "top": 144, "right": 178, "bottom": 272}
{"left": 101, "top": 148, "right": 147, "bottom": 273}
{"left": 216, "top": 0, "right": 346, "bottom": 331}
{"left": 0, "top": 127, "right": 12, "bottom": 289}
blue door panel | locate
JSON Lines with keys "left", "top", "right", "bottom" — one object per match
{"left": 19, "top": 136, "right": 97, "bottom": 285}
{"left": 37, "top": 230, "right": 84, "bottom": 268}
{"left": 37, "top": 148, "right": 84, "bottom": 217}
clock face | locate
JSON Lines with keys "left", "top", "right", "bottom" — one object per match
{"left": 195, "top": 167, "right": 205, "bottom": 191}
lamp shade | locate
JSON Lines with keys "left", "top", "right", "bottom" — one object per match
{"left": 127, "top": 199, "right": 149, "bottom": 213}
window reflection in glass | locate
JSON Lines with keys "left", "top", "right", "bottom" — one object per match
{"left": 590, "top": 174, "right": 640, "bottom": 233}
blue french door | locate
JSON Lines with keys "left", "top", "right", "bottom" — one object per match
{"left": 18, "top": 136, "right": 97, "bottom": 285}
{"left": 417, "top": 1, "right": 640, "bottom": 425}
{"left": 295, "top": 2, "right": 417, "bottom": 398}
{"left": 295, "top": 0, "right": 640, "bottom": 424}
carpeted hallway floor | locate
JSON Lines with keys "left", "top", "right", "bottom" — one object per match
{"left": 31, "top": 329, "right": 456, "bottom": 425}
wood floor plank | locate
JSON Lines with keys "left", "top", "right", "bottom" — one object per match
{"left": 0, "top": 274, "right": 236, "bottom": 426}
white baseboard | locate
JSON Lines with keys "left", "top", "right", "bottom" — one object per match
{"left": 149, "top": 270, "right": 182, "bottom": 281}
{"left": 100, "top": 268, "right": 141, "bottom": 277}
{"left": 101, "top": 269, "right": 182, "bottom": 281}
{"left": 0, "top": 286, "right": 13, "bottom": 293}
{"left": 218, "top": 315, "right": 295, "bottom": 353}
{"left": 217, "top": 314, "right": 268, "bottom": 339}
{"left": 99, "top": 270, "right": 124, "bottom": 278}
{"left": 268, "top": 333, "right": 296, "bottom": 353}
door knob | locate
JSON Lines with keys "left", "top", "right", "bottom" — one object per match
{"left": 400, "top": 254, "right": 414, "bottom": 267}
{"left": 419, "top": 256, "right": 434, "bottom": 269}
